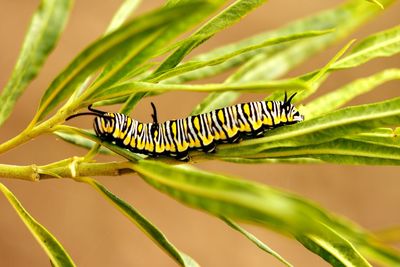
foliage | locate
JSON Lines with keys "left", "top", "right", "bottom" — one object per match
{"left": 0, "top": 0, "right": 399, "bottom": 266}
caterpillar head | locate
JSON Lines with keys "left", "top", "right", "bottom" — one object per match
{"left": 66, "top": 105, "right": 114, "bottom": 139}
{"left": 282, "top": 92, "right": 304, "bottom": 124}
{"left": 93, "top": 113, "right": 115, "bottom": 138}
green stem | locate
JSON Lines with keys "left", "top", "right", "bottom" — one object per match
{"left": 0, "top": 164, "right": 40, "bottom": 181}
{"left": 0, "top": 116, "right": 59, "bottom": 154}
{"left": 0, "top": 160, "right": 135, "bottom": 181}
{"left": 0, "top": 103, "right": 80, "bottom": 154}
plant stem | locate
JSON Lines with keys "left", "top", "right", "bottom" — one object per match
{"left": 0, "top": 160, "right": 135, "bottom": 181}
{"left": 0, "top": 106, "right": 75, "bottom": 154}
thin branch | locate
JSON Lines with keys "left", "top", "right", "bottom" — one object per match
{"left": 0, "top": 160, "right": 135, "bottom": 181}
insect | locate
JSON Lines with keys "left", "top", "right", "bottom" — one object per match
{"left": 66, "top": 93, "right": 304, "bottom": 161}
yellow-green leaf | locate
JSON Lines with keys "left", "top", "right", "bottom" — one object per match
{"left": 0, "top": 183, "right": 75, "bottom": 267}
{"left": 0, "top": 0, "right": 72, "bottom": 126}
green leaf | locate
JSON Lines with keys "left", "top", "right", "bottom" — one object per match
{"left": 88, "top": 79, "right": 309, "bottom": 103}
{"left": 54, "top": 126, "right": 143, "bottom": 161}
{"left": 81, "top": 177, "right": 199, "bottom": 267}
{"left": 373, "top": 226, "right": 400, "bottom": 244}
{"left": 332, "top": 25, "right": 400, "bottom": 70}
{"left": 297, "top": 224, "right": 371, "bottom": 267}
{"left": 365, "top": 0, "right": 384, "bottom": 9}
{"left": 349, "top": 127, "right": 400, "bottom": 147}
{"left": 131, "top": 160, "right": 371, "bottom": 266}
{"left": 208, "top": 97, "right": 400, "bottom": 158}
{"left": 153, "top": 0, "right": 267, "bottom": 75}
{"left": 304, "top": 69, "right": 400, "bottom": 118}
{"left": 120, "top": 0, "right": 266, "bottom": 114}
{"left": 0, "top": 183, "right": 75, "bottom": 267}
{"left": 0, "top": 0, "right": 72, "bottom": 126}
{"left": 254, "top": 138, "right": 400, "bottom": 165}
{"left": 53, "top": 131, "right": 114, "bottom": 155}
{"left": 359, "top": 241, "right": 400, "bottom": 267}
{"left": 267, "top": 38, "right": 356, "bottom": 104}
{"left": 34, "top": 2, "right": 208, "bottom": 122}
{"left": 222, "top": 157, "right": 322, "bottom": 164}
{"left": 89, "top": 0, "right": 223, "bottom": 99}
{"left": 67, "top": 0, "right": 143, "bottom": 102}
{"left": 191, "top": 0, "right": 393, "bottom": 114}
{"left": 147, "top": 29, "right": 333, "bottom": 83}
{"left": 221, "top": 217, "right": 293, "bottom": 267}
{"left": 105, "top": 0, "right": 142, "bottom": 34}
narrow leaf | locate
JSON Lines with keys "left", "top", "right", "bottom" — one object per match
{"left": 221, "top": 217, "right": 293, "bottom": 267}
{"left": 89, "top": 0, "right": 221, "bottom": 98}
{"left": 0, "top": 183, "right": 75, "bottom": 267}
{"left": 332, "top": 25, "right": 400, "bottom": 70}
{"left": 131, "top": 160, "right": 371, "bottom": 266}
{"left": 54, "top": 126, "right": 143, "bottom": 161}
{"left": 359, "top": 242, "right": 400, "bottom": 267}
{"left": 105, "top": 0, "right": 142, "bottom": 34}
{"left": 191, "top": 0, "right": 393, "bottom": 114}
{"left": 297, "top": 225, "right": 371, "bottom": 267}
{"left": 373, "top": 226, "right": 400, "bottom": 243}
{"left": 349, "top": 127, "right": 400, "bottom": 147}
{"left": 54, "top": 131, "right": 114, "bottom": 155}
{"left": 154, "top": 0, "right": 267, "bottom": 74}
{"left": 269, "top": 38, "right": 356, "bottom": 103}
{"left": 365, "top": 0, "right": 384, "bottom": 9}
{"left": 256, "top": 138, "right": 400, "bottom": 164}
{"left": 88, "top": 79, "right": 309, "bottom": 102}
{"left": 304, "top": 69, "right": 400, "bottom": 118}
{"left": 0, "top": 0, "right": 72, "bottom": 126}
{"left": 81, "top": 177, "right": 199, "bottom": 267}
{"left": 34, "top": 2, "right": 207, "bottom": 122}
{"left": 147, "top": 29, "right": 333, "bottom": 82}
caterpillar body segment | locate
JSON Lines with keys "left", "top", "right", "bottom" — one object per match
{"left": 67, "top": 94, "right": 304, "bottom": 161}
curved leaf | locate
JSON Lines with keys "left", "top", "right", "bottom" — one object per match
{"left": 131, "top": 160, "right": 371, "bottom": 266}
{"left": 332, "top": 25, "right": 400, "bottom": 70}
{"left": 191, "top": 0, "right": 393, "bottom": 114}
{"left": 88, "top": 79, "right": 309, "bottom": 102}
{"left": 253, "top": 138, "right": 400, "bottom": 165}
{"left": 0, "top": 0, "right": 72, "bottom": 126}
{"left": 81, "top": 177, "right": 199, "bottom": 267}
{"left": 304, "top": 69, "right": 400, "bottom": 118}
{"left": 105, "top": 0, "right": 142, "bottom": 34}
{"left": 147, "top": 29, "right": 333, "bottom": 83}
{"left": 0, "top": 183, "right": 75, "bottom": 267}
{"left": 154, "top": 0, "right": 267, "bottom": 74}
{"left": 297, "top": 224, "right": 371, "bottom": 267}
{"left": 88, "top": 0, "right": 222, "bottom": 98}
{"left": 221, "top": 217, "right": 293, "bottom": 267}
{"left": 54, "top": 131, "right": 114, "bottom": 155}
{"left": 365, "top": 0, "right": 384, "bottom": 9}
{"left": 35, "top": 2, "right": 209, "bottom": 122}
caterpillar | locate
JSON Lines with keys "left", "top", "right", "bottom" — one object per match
{"left": 66, "top": 93, "right": 304, "bottom": 161}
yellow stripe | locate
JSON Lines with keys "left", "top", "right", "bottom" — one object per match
{"left": 123, "top": 135, "right": 131, "bottom": 146}
{"left": 193, "top": 117, "right": 200, "bottom": 131}
{"left": 243, "top": 104, "right": 251, "bottom": 117}
{"left": 155, "top": 142, "right": 164, "bottom": 153}
{"left": 171, "top": 121, "right": 177, "bottom": 137}
{"left": 218, "top": 110, "right": 225, "bottom": 124}
{"left": 113, "top": 127, "right": 120, "bottom": 138}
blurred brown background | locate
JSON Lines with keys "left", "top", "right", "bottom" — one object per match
{"left": 1, "top": 0, "right": 399, "bottom": 266}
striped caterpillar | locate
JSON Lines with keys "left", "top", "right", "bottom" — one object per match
{"left": 67, "top": 93, "right": 304, "bottom": 161}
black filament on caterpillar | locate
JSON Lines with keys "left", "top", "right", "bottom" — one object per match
{"left": 66, "top": 93, "right": 304, "bottom": 161}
